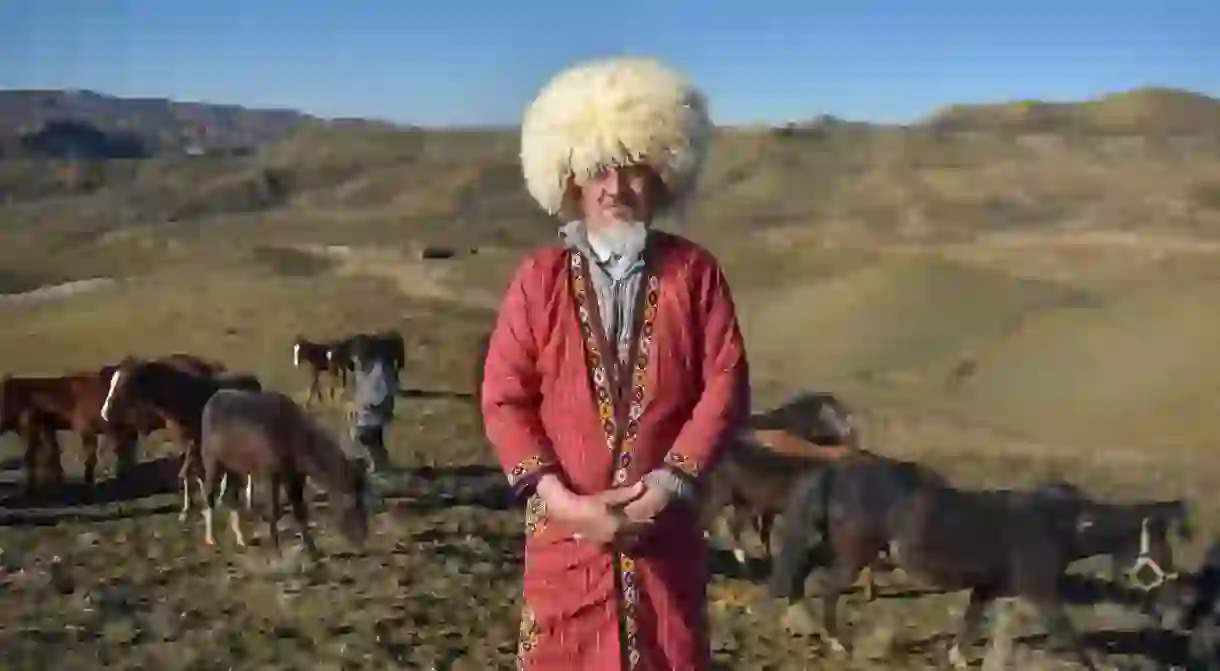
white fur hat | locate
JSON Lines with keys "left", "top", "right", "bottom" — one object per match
{"left": 520, "top": 56, "right": 712, "bottom": 218}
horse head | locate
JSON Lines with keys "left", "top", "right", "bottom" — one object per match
{"left": 1075, "top": 498, "right": 1192, "bottom": 591}
{"left": 100, "top": 356, "right": 149, "bottom": 423}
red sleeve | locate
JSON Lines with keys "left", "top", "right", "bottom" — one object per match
{"left": 481, "top": 255, "right": 560, "bottom": 503}
{"left": 662, "top": 257, "right": 750, "bottom": 483}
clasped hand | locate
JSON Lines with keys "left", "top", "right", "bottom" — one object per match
{"left": 546, "top": 480, "right": 673, "bottom": 548}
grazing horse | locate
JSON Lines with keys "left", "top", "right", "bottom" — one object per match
{"left": 198, "top": 388, "right": 374, "bottom": 556}
{"left": 101, "top": 358, "right": 261, "bottom": 520}
{"left": 771, "top": 456, "right": 1098, "bottom": 670}
{"left": 698, "top": 392, "right": 861, "bottom": 572}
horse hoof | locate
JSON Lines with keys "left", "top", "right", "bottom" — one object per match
{"left": 178, "top": 513, "right": 188, "bottom": 523}
{"left": 948, "top": 644, "right": 969, "bottom": 669}
{"left": 828, "top": 638, "right": 848, "bottom": 655}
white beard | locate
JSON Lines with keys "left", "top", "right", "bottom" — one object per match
{"left": 587, "top": 220, "right": 647, "bottom": 259}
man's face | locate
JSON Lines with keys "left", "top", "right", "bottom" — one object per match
{"left": 579, "top": 164, "right": 658, "bottom": 232}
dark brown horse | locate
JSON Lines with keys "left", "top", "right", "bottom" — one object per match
{"left": 101, "top": 357, "right": 261, "bottom": 520}
{"left": 293, "top": 337, "right": 349, "bottom": 405}
{"left": 198, "top": 388, "right": 373, "bottom": 556}
{"left": 771, "top": 456, "right": 1099, "bottom": 670}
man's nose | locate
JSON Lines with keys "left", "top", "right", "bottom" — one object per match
{"left": 599, "top": 168, "right": 626, "bottom": 196}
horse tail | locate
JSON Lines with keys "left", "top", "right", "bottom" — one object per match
{"left": 769, "top": 465, "right": 835, "bottom": 600}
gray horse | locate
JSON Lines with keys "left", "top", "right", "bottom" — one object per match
{"left": 199, "top": 388, "right": 375, "bottom": 557}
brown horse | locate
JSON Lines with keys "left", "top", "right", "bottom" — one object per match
{"left": 0, "top": 380, "right": 67, "bottom": 496}
{"left": 0, "top": 369, "right": 141, "bottom": 497}
{"left": 698, "top": 392, "right": 861, "bottom": 572}
{"left": 0, "top": 353, "right": 235, "bottom": 498}
{"left": 101, "top": 357, "right": 261, "bottom": 520}
{"left": 198, "top": 387, "right": 374, "bottom": 556}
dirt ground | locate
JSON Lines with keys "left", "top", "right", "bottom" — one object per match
{"left": 0, "top": 368, "right": 1209, "bottom": 671}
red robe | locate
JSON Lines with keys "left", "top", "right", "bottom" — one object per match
{"left": 482, "top": 231, "right": 750, "bottom": 671}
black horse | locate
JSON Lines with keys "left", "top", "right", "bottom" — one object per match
{"left": 770, "top": 455, "right": 1099, "bottom": 669}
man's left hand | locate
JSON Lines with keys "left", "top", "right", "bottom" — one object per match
{"left": 620, "top": 485, "right": 673, "bottom": 522}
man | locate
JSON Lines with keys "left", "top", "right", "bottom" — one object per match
{"left": 346, "top": 333, "right": 398, "bottom": 473}
{"left": 482, "top": 56, "right": 750, "bottom": 671}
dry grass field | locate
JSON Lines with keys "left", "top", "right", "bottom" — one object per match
{"left": 2, "top": 88, "right": 1220, "bottom": 669}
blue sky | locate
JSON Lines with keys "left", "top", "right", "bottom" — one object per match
{"left": 2, "top": 0, "right": 1217, "bottom": 126}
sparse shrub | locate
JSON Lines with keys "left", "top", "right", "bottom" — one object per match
{"left": 1190, "top": 181, "right": 1220, "bottom": 212}
{"left": 249, "top": 245, "right": 335, "bottom": 277}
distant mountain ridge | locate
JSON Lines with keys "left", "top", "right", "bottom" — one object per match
{"left": 922, "top": 87, "right": 1220, "bottom": 136}
{"left": 0, "top": 89, "right": 335, "bottom": 158}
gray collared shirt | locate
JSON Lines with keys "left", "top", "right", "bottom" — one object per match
{"left": 557, "top": 221, "right": 695, "bottom": 502}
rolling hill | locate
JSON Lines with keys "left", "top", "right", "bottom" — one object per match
{"left": 3, "top": 85, "right": 1220, "bottom": 454}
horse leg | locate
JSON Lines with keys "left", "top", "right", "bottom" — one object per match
{"left": 860, "top": 564, "right": 876, "bottom": 602}
{"left": 21, "top": 429, "right": 39, "bottom": 497}
{"left": 949, "top": 585, "right": 995, "bottom": 669}
{"left": 724, "top": 506, "right": 753, "bottom": 569}
{"left": 1031, "top": 594, "right": 1097, "bottom": 670}
{"left": 268, "top": 474, "right": 283, "bottom": 555}
{"left": 40, "top": 428, "right": 65, "bottom": 496}
{"left": 81, "top": 431, "right": 100, "bottom": 496}
{"left": 115, "top": 432, "right": 139, "bottom": 479}
{"left": 759, "top": 511, "right": 776, "bottom": 561}
{"left": 822, "top": 558, "right": 864, "bottom": 655}
{"left": 695, "top": 471, "right": 727, "bottom": 539}
{"left": 200, "top": 468, "right": 223, "bottom": 546}
{"left": 306, "top": 372, "right": 321, "bottom": 407}
{"left": 286, "top": 474, "right": 320, "bottom": 559}
{"left": 222, "top": 472, "right": 247, "bottom": 547}
{"left": 177, "top": 454, "right": 193, "bottom": 522}
{"left": 244, "top": 474, "right": 254, "bottom": 510}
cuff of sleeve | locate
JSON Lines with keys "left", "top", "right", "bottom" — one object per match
{"left": 644, "top": 467, "right": 697, "bottom": 501}
{"left": 506, "top": 455, "right": 557, "bottom": 505}
{"left": 662, "top": 452, "right": 702, "bottom": 482}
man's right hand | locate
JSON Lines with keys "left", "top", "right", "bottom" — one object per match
{"left": 539, "top": 478, "right": 646, "bottom": 544}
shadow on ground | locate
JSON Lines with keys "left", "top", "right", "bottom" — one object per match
{"left": 397, "top": 387, "right": 475, "bottom": 402}
{"left": 0, "top": 456, "right": 183, "bottom": 525}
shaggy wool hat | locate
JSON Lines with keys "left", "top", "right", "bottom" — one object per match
{"left": 520, "top": 56, "right": 713, "bottom": 219}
